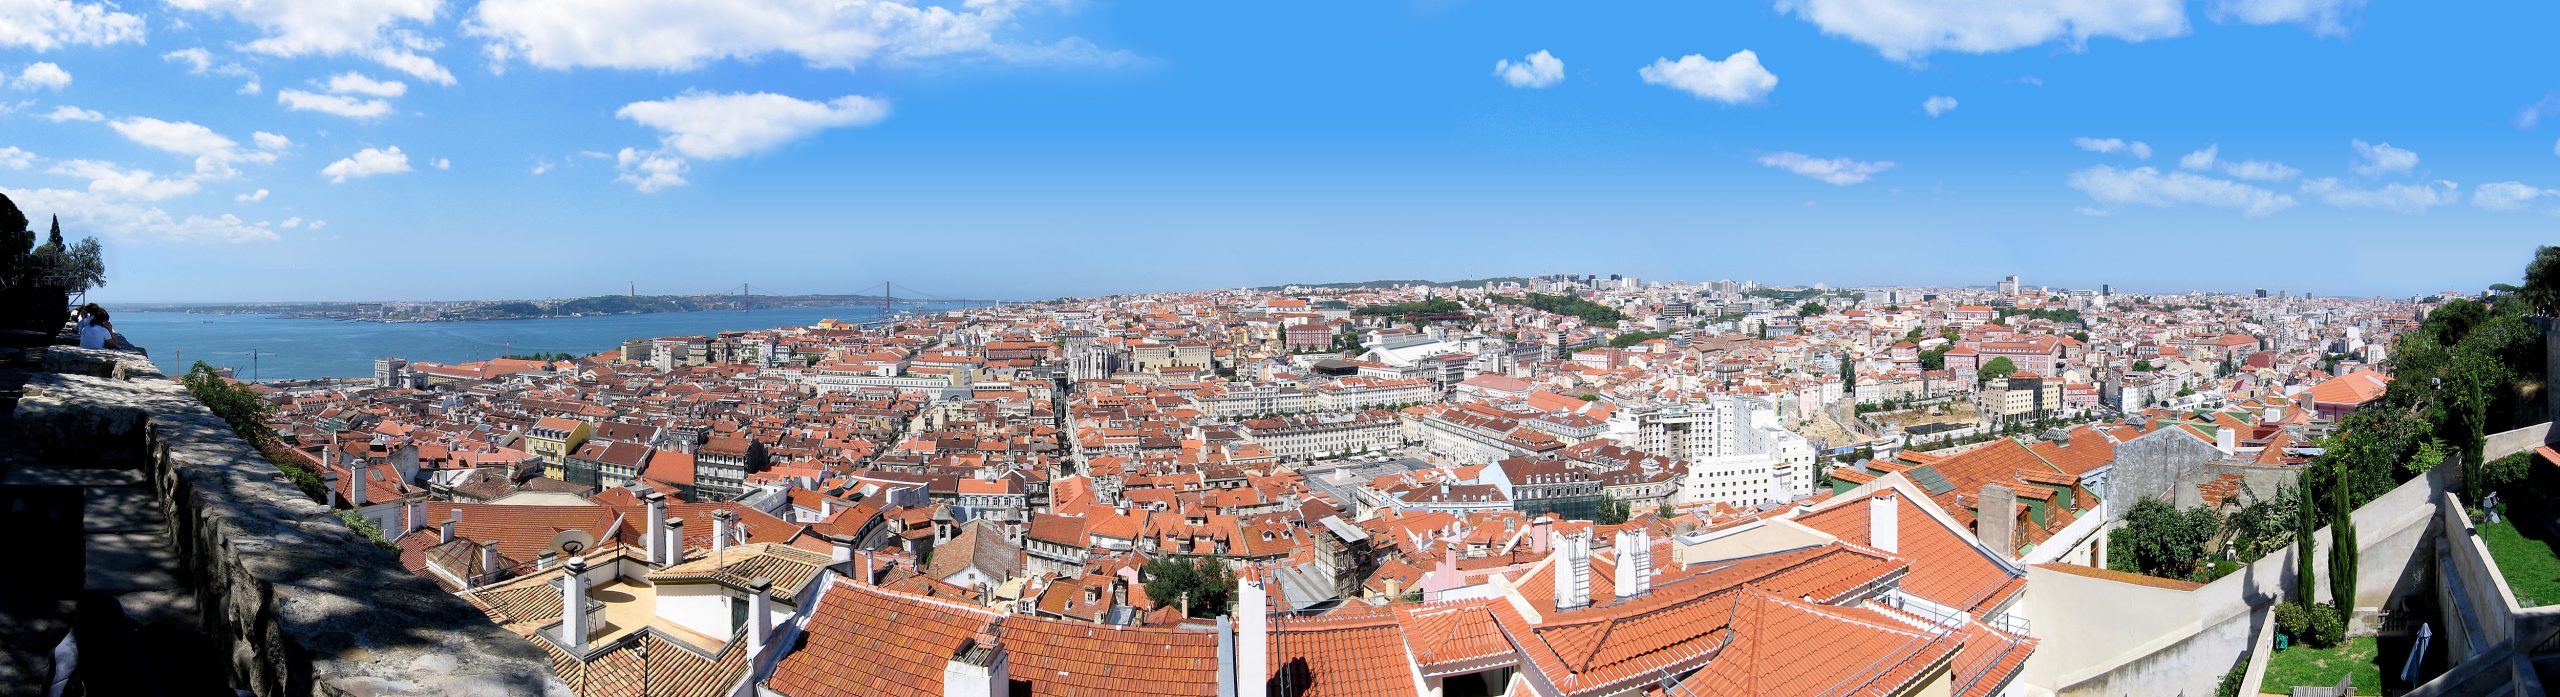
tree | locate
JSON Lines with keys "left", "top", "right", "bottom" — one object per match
{"left": 2327, "top": 462, "right": 2358, "bottom": 615}
{"left": 1594, "top": 497, "right": 1630, "bottom": 525}
{"left": 1839, "top": 353, "right": 1857, "bottom": 393}
{"left": 2132, "top": 359, "right": 2153, "bottom": 372}
{"left": 1142, "top": 557, "right": 1234, "bottom": 617}
{"left": 1977, "top": 357, "right": 2017, "bottom": 385}
{"left": 1798, "top": 302, "right": 1827, "bottom": 318}
{"left": 2295, "top": 473, "right": 2320, "bottom": 605}
{"left": 1918, "top": 346, "right": 1949, "bottom": 370}
{"left": 2117, "top": 497, "right": 2220, "bottom": 578}
{"left": 2523, "top": 245, "right": 2560, "bottom": 315}
{"left": 1905, "top": 326, "right": 1926, "bottom": 340}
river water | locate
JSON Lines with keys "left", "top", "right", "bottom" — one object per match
{"left": 115, "top": 304, "right": 966, "bottom": 382}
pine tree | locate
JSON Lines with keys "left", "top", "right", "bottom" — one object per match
{"left": 2295, "top": 473, "right": 2319, "bottom": 605}
{"left": 45, "top": 215, "right": 63, "bottom": 249}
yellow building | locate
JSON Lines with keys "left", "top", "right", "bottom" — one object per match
{"left": 527, "top": 416, "right": 592, "bottom": 481}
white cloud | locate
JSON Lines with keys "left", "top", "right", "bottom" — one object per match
{"left": 2066, "top": 165, "right": 2295, "bottom": 217}
{"left": 2301, "top": 177, "right": 2454, "bottom": 214}
{"left": 13, "top": 62, "right": 71, "bottom": 90}
{"left": 1922, "top": 95, "right": 1957, "bottom": 117}
{"left": 2207, "top": 0, "right": 2366, "bottom": 37}
{"left": 253, "top": 131, "right": 292, "bottom": 151}
{"left": 279, "top": 216, "right": 302, "bottom": 228}
{"left": 306, "top": 219, "right": 326, "bottom": 230}
{"left": 2473, "top": 181, "right": 2555, "bottom": 212}
{"left": 324, "top": 71, "right": 407, "bottom": 97}
{"left": 2179, "top": 144, "right": 2217, "bottom": 170}
{"left": 0, "top": 0, "right": 146, "bottom": 52}
{"left": 1770, "top": 0, "right": 2186, "bottom": 62}
{"left": 2348, "top": 139, "right": 2416, "bottom": 177}
{"left": 2523, "top": 93, "right": 2560, "bottom": 131}
{"left": 2073, "top": 137, "right": 2151, "bottom": 160}
{"left": 2073, "top": 206, "right": 2114, "bottom": 217}
{"left": 48, "top": 159, "right": 201, "bottom": 201}
{"left": 0, "top": 146, "right": 33, "bottom": 169}
{"left": 41, "top": 105, "right": 100, "bottom": 122}
{"left": 163, "top": 48, "right": 213, "bottom": 72}
{"left": 619, "top": 92, "right": 889, "bottom": 161}
{"left": 530, "top": 162, "right": 551, "bottom": 176}
{"left": 164, "top": 0, "right": 454, "bottom": 85}
{"left": 432, "top": 157, "right": 450, "bottom": 170}
{"left": 320, "top": 145, "right": 411, "bottom": 183}
{"left": 107, "top": 117, "right": 278, "bottom": 178}
{"left": 1757, "top": 151, "right": 1895, "bottom": 186}
{"left": 1637, "top": 51, "right": 1778, "bottom": 104}
{"left": 278, "top": 89, "right": 394, "bottom": 119}
{"left": 1, "top": 187, "right": 279, "bottom": 243}
{"left": 236, "top": 188, "right": 269, "bottom": 203}
{"left": 615, "top": 148, "right": 686, "bottom": 192}
{"left": 1494, "top": 50, "right": 1563, "bottom": 89}
{"left": 2220, "top": 159, "right": 2299, "bottom": 182}
{"left": 468, "top": 0, "right": 1134, "bottom": 73}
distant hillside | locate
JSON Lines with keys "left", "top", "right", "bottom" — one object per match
{"left": 1254, "top": 276, "right": 1529, "bottom": 291}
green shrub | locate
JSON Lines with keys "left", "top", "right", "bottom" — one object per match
{"left": 2275, "top": 602, "right": 2310, "bottom": 640}
{"left": 2304, "top": 603, "right": 2347, "bottom": 648}
{"left": 2215, "top": 653, "right": 2250, "bottom": 697}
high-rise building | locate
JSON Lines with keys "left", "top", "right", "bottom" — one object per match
{"left": 1996, "top": 275, "right": 2021, "bottom": 296}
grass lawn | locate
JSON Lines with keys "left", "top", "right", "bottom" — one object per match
{"left": 2263, "top": 637, "right": 2381, "bottom": 695}
{"left": 2476, "top": 516, "right": 2560, "bottom": 608}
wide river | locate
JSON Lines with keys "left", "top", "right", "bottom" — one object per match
{"left": 116, "top": 304, "right": 969, "bottom": 382}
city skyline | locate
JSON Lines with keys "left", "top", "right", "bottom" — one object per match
{"left": 2, "top": 0, "right": 2556, "bottom": 302}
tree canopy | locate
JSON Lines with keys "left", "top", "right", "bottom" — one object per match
{"left": 2114, "top": 497, "right": 2222, "bottom": 579}
{"left": 1142, "top": 557, "right": 1233, "bottom": 617}
{"left": 1977, "top": 356, "right": 2018, "bottom": 384}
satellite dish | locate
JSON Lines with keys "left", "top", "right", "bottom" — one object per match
{"left": 551, "top": 529, "right": 596, "bottom": 557}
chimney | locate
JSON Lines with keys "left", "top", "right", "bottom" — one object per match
{"left": 831, "top": 537, "right": 854, "bottom": 564}
{"left": 1529, "top": 517, "right": 1553, "bottom": 555}
{"left": 441, "top": 511, "right": 461, "bottom": 544}
{"left": 855, "top": 550, "right": 877, "bottom": 584}
{"left": 559, "top": 557, "right": 590, "bottom": 654}
{"left": 537, "top": 550, "right": 558, "bottom": 571}
{"left": 662, "top": 517, "right": 685, "bottom": 566}
{"left": 1870, "top": 490, "right": 1899, "bottom": 554}
{"left": 406, "top": 499, "right": 426, "bottom": 534}
{"left": 479, "top": 541, "right": 502, "bottom": 585}
{"left": 354, "top": 464, "right": 368, "bottom": 510}
{"left": 1235, "top": 566, "right": 1269, "bottom": 697}
{"left": 942, "top": 634, "right": 1009, "bottom": 697}
{"left": 1977, "top": 484, "right": 2018, "bottom": 560}
{"left": 746, "top": 576, "right": 776, "bottom": 656}
{"left": 2264, "top": 406, "right": 2284, "bottom": 423}
{"left": 644, "top": 491, "right": 667, "bottom": 562}
{"left": 1553, "top": 532, "right": 1591, "bottom": 610}
{"left": 712, "top": 509, "right": 736, "bottom": 553}
{"left": 1613, "top": 529, "right": 1652, "bottom": 598}
{"left": 324, "top": 470, "right": 340, "bottom": 509}
{"left": 821, "top": 499, "right": 835, "bottom": 520}
{"left": 2215, "top": 426, "right": 2237, "bottom": 455}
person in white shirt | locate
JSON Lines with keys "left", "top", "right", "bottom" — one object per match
{"left": 76, "top": 304, "right": 113, "bottom": 350}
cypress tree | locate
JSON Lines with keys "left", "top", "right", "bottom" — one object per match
{"left": 2295, "top": 473, "right": 2319, "bottom": 605}
{"left": 2328, "top": 464, "right": 2359, "bottom": 614}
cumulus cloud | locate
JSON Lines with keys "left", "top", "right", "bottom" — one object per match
{"left": 0, "top": 186, "right": 279, "bottom": 243}
{"left": 2067, "top": 165, "right": 2294, "bottom": 217}
{"left": 1637, "top": 51, "right": 1778, "bottom": 104}
{"left": 2073, "top": 137, "right": 2151, "bottom": 160}
{"left": 1494, "top": 50, "right": 1563, "bottom": 89}
{"left": 2348, "top": 139, "right": 2416, "bottom": 177}
{"left": 12, "top": 62, "right": 71, "bottom": 90}
{"left": 2179, "top": 145, "right": 2217, "bottom": 170}
{"left": 325, "top": 71, "right": 406, "bottom": 97}
{"left": 163, "top": 47, "right": 263, "bottom": 93}
{"left": 2523, "top": 93, "right": 2560, "bottom": 131}
{"left": 2073, "top": 206, "right": 2114, "bottom": 217}
{"left": 320, "top": 145, "right": 411, "bottom": 183}
{"left": 432, "top": 157, "right": 450, "bottom": 170}
{"left": 236, "top": 187, "right": 269, "bottom": 203}
{"left": 108, "top": 116, "right": 278, "bottom": 178}
{"left": 2473, "top": 181, "right": 2555, "bottom": 212}
{"left": 614, "top": 148, "right": 686, "bottom": 192}
{"left": 0, "top": 0, "right": 147, "bottom": 52}
{"left": 1757, "top": 151, "right": 1895, "bottom": 186}
{"left": 468, "top": 0, "right": 1135, "bottom": 73}
{"left": 49, "top": 159, "right": 201, "bottom": 200}
{"left": 2178, "top": 144, "right": 2297, "bottom": 181}
{"left": 164, "top": 0, "right": 454, "bottom": 84}
{"left": 2301, "top": 177, "right": 2454, "bottom": 214}
{"left": 2207, "top": 0, "right": 2367, "bottom": 37}
{"left": 278, "top": 89, "right": 394, "bottom": 119}
{"left": 41, "top": 105, "right": 100, "bottom": 122}
{"left": 1922, "top": 95, "right": 1957, "bottom": 117}
{"left": 0, "top": 146, "right": 33, "bottom": 170}
{"left": 307, "top": 219, "right": 326, "bottom": 230}
{"left": 253, "top": 131, "right": 292, "bottom": 151}
{"left": 1770, "top": 0, "right": 2186, "bottom": 62}
{"left": 279, "top": 216, "right": 302, "bottom": 228}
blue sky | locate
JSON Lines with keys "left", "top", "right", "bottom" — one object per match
{"left": 2, "top": 0, "right": 2556, "bottom": 303}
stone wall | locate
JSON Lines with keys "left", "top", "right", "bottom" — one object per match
{"left": 10, "top": 347, "right": 565, "bottom": 696}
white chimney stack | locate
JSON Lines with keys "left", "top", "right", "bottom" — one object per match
{"left": 559, "top": 557, "right": 590, "bottom": 654}
{"left": 1554, "top": 532, "right": 1591, "bottom": 610}
{"left": 746, "top": 576, "right": 775, "bottom": 655}
{"left": 2216, "top": 426, "right": 2237, "bottom": 456}
{"left": 1870, "top": 490, "right": 1899, "bottom": 554}
{"left": 643, "top": 491, "right": 667, "bottom": 562}
{"left": 1613, "top": 529, "right": 1652, "bottom": 598}
{"left": 1236, "top": 566, "right": 1269, "bottom": 697}
{"left": 353, "top": 463, "right": 367, "bottom": 511}
{"left": 406, "top": 500, "right": 426, "bottom": 534}
{"left": 712, "top": 509, "right": 736, "bottom": 553}
{"left": 830, "top": 537, "right": 854, "bottom": 564}
{"left": 663, "top": 517, "right": 685, "bottom": 566}
{"left": 441, "top": 511, "right": 460, "bottom": 544}
{"left": 479, "top": 542, "right": 502, "bottom": 585}
{"left": 324, "top": 470, "right": 340, "bottom": 509}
